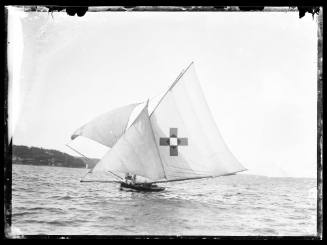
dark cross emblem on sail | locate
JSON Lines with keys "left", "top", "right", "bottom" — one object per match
{"left": 159, "top": 128, "right": 188, "bottom": 156}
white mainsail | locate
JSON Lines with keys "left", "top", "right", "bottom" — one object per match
{"left": 149, "top": 62, "right": 246, "bottom": 181}
{"left": 91, "top": 103, "right": 166, "bottom": 181}
{"left": 71, "top": 103, "right": 139, "bottom": 148}
{"left": 73, "top": 62, "right": 246, "bottom": 183}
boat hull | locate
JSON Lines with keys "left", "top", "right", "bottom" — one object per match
{"left": 120, "top": 182, "right": 165, "bottom": 192}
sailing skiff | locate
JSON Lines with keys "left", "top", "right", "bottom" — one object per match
{"left": 69, "top": 62, "right": 247, "bottom": 192}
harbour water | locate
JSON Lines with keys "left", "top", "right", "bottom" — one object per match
{"left": 11, "top": 164, "right": 317, "bottom": 236}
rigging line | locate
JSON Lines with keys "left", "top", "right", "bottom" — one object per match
{"left": 80, "top": 170, "right": 92, "bottom": 182}
{"left": 145, "top": 99, "right": 168, "bottom": 179}
{"left": 149, "top": 61, "right": 194, "bottom": 117}
{"left": 80, "top": 180, "right": 121, "bottom": 183}
{"left": 107, "top": 171, "right": 124, "bottom": 180}
{"left": 65, "top": 144, "right": 92, "bottom": 181}
{"left": 65, "top": 144, "right": 89, "bottom": 160}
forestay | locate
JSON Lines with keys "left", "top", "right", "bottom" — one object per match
{"left": 150, "top": 62, "right": 247, "bottom": 181}
{"left": 91, "top": 103, "right": 166, "bottom": 181}
{"left": 71, "top": 103, "right": 139, "bottom": 148}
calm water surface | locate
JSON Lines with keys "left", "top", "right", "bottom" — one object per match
{"left": 11, "top": 165, "right": 317, "bottom": 236}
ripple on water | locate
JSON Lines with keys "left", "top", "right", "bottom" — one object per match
{"left": 11, "top": 165, "right": 317, "bottom": 235}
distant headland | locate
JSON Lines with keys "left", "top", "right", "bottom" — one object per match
{"left": 12, "top": 145, "right": 99, "bottom": 169}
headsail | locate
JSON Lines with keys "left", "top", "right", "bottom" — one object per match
{"left": 150, "top": 62, "right": 247, "bottom": 181}
{"left": 91, "top": 103, "right": 166, "bottom": 181}
{"left": 71, "top": 103, "right": 139, "bottom": 148}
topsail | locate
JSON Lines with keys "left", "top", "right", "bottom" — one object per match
{"left": 71, "top": 103, "right": 139, "bottom": 148}
{"left": 71, "top": 62, "right": 246, "bottom": 183}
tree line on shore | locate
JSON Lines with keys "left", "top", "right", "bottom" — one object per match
{"left": 12, "top": 145, "right": 98, "bottom": 169}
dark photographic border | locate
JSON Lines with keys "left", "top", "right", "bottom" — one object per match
{"left": 3, "top": 5, "right": 323, "bottom": 240}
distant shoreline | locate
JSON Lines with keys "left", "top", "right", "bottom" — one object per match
{"left": 12, "top": 161, "right": 89, "bottom": 169}
{"left": 11, "top": 145, "right": 99, "bottom": 169}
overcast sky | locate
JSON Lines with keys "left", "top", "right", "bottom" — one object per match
{"left": 8, "top": 8, "right": 318, "bottom": 178}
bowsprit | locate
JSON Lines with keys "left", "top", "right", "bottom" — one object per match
{"left": 159, "top": 128, "right": 188, "bottom": 156}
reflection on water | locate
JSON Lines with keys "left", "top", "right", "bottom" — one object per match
{"left": 11, "top": 165, "right": 317, "bottom": 236}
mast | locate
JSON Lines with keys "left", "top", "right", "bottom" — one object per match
{"left": 150, "top": 61, "right": 194, "bottom": 117}
{"left": 146, "top": 99, "right": 168, "bottom": 179}
{"left": 147, "top": 62, "right": 194, "bottom": 179}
